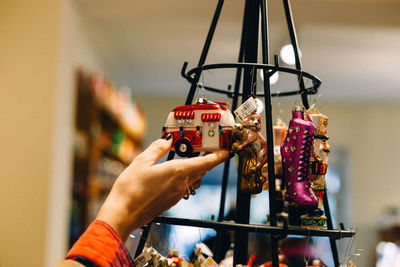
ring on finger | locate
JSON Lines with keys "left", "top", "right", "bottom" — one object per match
{"left": 183, "top": 190, "right": 190, "bottom": 200}
{"left": 184, "top": 186, "right": 196, "bottom": 200}
{"left": 189, "top": 185, "right": 196, "bottom": 196}
{"left": 183, "top": 175, "right": 190, "bottom": 200}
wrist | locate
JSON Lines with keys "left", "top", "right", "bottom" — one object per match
{"left": 96, "top": 199, "right": 134, "bottom": 242}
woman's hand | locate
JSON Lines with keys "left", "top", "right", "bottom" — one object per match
{"left": 96, "top": 137, "right": 229, "bottom": 241}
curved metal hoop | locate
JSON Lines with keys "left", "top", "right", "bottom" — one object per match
{"left": 181, "top": 61, "right": 321, "bottom": 98}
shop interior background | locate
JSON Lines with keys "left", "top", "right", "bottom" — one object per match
{"left": 1, "top": 0, "right": 400, "bottom": 267}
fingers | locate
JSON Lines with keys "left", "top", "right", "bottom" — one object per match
{"left": 183, "top": 150, "right": 229, "bottom": 184}
{"left": 149, "top": 149, "right": 229, "bottom": 190}
{"left": 186, "top": 170, "right": 205, "bottom": 188}
{"left": 201, "top": 150, "right": 230, "bottom": 170}
{"left": 136, "top": 138, "right": 172, "bottom": 166}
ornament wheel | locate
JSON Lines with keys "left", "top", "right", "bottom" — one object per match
{"left": 174, "top": 139, "right": 193, "bottom": 157}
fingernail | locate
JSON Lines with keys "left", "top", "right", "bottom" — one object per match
{"left": 161, "top": 133, "right": 171, "bottom": 140}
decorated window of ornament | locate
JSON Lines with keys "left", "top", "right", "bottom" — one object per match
{"left": 174, "top": 110, "right": 195, "bottom": 120}
{"left": 201, "top": 113, "right": 221, "bottom": 122}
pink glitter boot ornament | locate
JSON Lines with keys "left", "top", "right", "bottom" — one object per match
{"left": 280, "top": 106, "right": 318, "bottom": 207}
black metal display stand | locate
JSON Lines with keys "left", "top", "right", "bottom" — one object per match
{"left": 135, "top": 1, "right": 356, "bottom": 266}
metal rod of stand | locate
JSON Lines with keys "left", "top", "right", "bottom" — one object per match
{"left": 260, "top": 1, "right": 279, "bottom": 266}
{"left": 234, "top": 0, "right": 259, "bottom": 265}
{"left": 234, "top": 164, "right": 251, "bottom": 266}
{"left": 282, "top": 0, "right": 309, "bottom": 108}
{"left": 230, "top": 1, "right": 246, "bottom": 115}
{"left": 184, "top": 63, "right": 321, "bottom": 87}
{"left": 217, "top": 161, "right": 231, "bottom": 222}
{"left": 214, "top": 158, "right": 230, "bottom": 261}
{"left": 214, "top": 10, "right": 245, "bottom": 259}
{"left": 217, "top": 0, "right": 246, "bottom": 224}
{"left": 323, "top": 190, "right": 340, "bottom": 267}
{"left": 134, "top": 223, "right": 152, "bottom": 258}
{"left": 153, "top": 216, "right": 356, "bottom": 238}
{"left": 260, "top": 0, "right": 275, "bottom": 226}
{"left": 185, "top": 0, "right": 224, "bottom": 105}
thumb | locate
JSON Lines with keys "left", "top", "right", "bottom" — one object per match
{"left": 137, "top": 137, "right": 173, "bottom": 166}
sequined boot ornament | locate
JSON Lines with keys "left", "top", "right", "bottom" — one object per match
{"left": 281, "top": 106, "right": 318, "bottom": 207}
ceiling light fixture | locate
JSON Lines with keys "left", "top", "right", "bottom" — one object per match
{"left": 280, "top": 44, "right": 301, "bottom": 65}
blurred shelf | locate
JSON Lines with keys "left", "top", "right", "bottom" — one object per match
{"left": 69, "top": 69, "right": 146, "bottom": 246}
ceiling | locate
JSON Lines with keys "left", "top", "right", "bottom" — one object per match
{"left": 74, "top": 0, "right": 400, "bottom": 103}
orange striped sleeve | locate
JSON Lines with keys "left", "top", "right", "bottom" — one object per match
{"left": 66, "top": 220, "right": 134, "bottom": 267}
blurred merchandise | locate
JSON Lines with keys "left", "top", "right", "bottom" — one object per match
{"left": 376, "top": 240, "right": 400, "bottom": 267}
{"left": 375, "top": 207, "right": 400, "bottom": 267}
{"left": 69, "top": 69, "right": 146, "bottom": 246}
{"left": 91, "top": 73, "right": 146, "bottom": 140}
{"left": 260, "top": 254, "right": 288, "bottom": 267}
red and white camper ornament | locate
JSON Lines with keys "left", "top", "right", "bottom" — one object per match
{"left": 161, "top": 98, "right": 235, "bottom": 157}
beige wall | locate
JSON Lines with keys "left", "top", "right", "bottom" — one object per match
{"left": 0, "top": 1, "right": 103, "bottom": 267}
{"left": 317, "top": 104, "right": 400, "bottom": 266}
{"left": 0, "top": 1, "right": 61, "bottom": 266}
{"left": 45, "top": 0, "right": 104, "bottom": 266}
{"left": 135, "top": 94, "right": 400, "bottom": 267}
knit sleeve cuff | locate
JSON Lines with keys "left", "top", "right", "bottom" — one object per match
{"left": 65, "top": 220, "right": 134, "bottom": 267}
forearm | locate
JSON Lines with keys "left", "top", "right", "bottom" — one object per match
{"left": 56, "top": 139, "right": 228, "bottom": 267}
